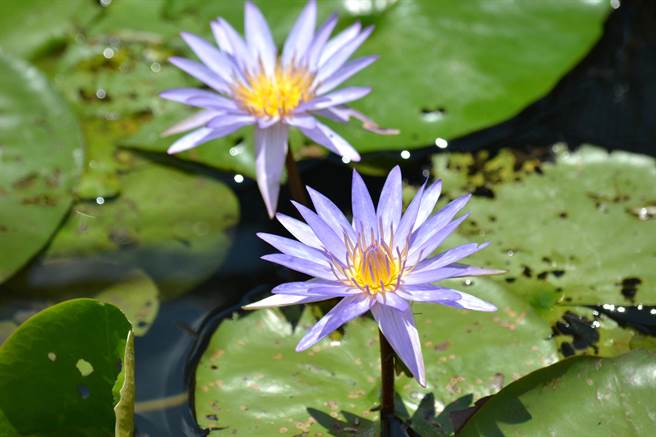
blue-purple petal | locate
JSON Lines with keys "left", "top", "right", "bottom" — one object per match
{"left": 316, "top": 55, "right": 378, "bottom": 95}
{"left": 307, "top": 186, "right": 357, "bottom": 242}
{"left": 296, "top": 294, "right": 371, "bottom": 351}
{"left": 282, "top": 0, "right": 317, "bottom": 66}
{"left": 276, "top": 213, "right": 322, "bottom": 249}
{"left": 298, "top": 86, "right": 371, "bottom": 112}
{"left": 294, "top": 119, "right": 361, "bottom": 162}
{"left": 244, "top": 0, "right": 277, "bottom": 74}
{"left": 169, "top": 56, "right": 230, "bottom": 94}
{"left": 255, "top": 124, "right": 288, "bottom": 218}
{"left": 377, "top": 165, "right": 402, "bottom": 238}
{"left": 351, "top": 170, "right": 377, "bottom": 240}
{"left": 292, "top": 201, "right": 347, "bottom": 262}
{"left": 243, "top": 293, "right": 327, "bottom": 310}
{"left": 413, "top": 179, "right": 442, "bottom": 232}
{"left": 371, "top": 304, "right": 426, "bottom": 386}
{"left": 316, "top": 26, "right": 373, "bottom": 83}
{"left": 262, "top": 253, "right": 335, "bottom": 280}
{"left": 258, "top": 233, "right": 330, "bottom": 266}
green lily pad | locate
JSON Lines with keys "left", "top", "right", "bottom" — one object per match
{"left": 459, "top": 350, "right": 656, "bottom": 436}
{"left": 9, "top": 154, "right": 239, "bottom": 299}
{"left": 0, "top": 298, "right": 133, "bottom": 436}
{"left": 0, "top": 0, "right": 99, "bottom": 59}
{"left": 0, "top": 51, "right": 83, "bottom": 284}
{"left": 194, "top": 277, "right": 558, "bottom": 434}
{"left": 432, "top": 145, "right": 656, "bottom": 308}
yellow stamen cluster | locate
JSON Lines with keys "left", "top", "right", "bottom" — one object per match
{"left": 330, "top": 230, "right": 408, "bottom": 295}
{"left": 234, "top": 65, "right": 314, "bottom": 118}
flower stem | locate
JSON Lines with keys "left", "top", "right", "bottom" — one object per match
{"left": 285, "top": 149, "right": 309, "bottom": 206}
{"left": 379, "top": 330, "right": 395, "bottom": 437}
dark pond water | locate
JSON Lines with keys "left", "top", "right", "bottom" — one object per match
{"left": 78, "top": 1, "right": 654, "bottom": 435}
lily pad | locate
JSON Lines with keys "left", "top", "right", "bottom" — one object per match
{"left": 0, "top": 0, "right": 99, "bottom": 59}
{"left": 193, "top": 277, "right": 558, "bottom": 435}
{"left": 0, "top": 298, "right": 133, "bottom": 436}
{"left": 0, "top": 51, "right": 83, "bottom": 284}
{"left": 432, "top": 145, "right": 656, "bottom": 308}
{"left": 8, "top": 154, "right": 239, "bottom": 298}
{"left": 459, "top": 350, "right": 656, "bottom": 436}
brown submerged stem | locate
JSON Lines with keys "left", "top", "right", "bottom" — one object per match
{"left": 379, "top": 330, "right": 395, "bottom": 437}
{"left": 285, "top": 149, "right": 309, "bottom": 206}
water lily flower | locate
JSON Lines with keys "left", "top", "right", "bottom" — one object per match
{"left": 245, "top": 166, "right": 502, "bottom": 386}
{"left": 161, "top": 0, "right": 396, "bottom": 217}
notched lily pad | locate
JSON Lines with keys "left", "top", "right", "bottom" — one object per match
{"left": 0, "top": 298, "right": 133, "bottom": 436}
{"left": 193, "top": 277, "right": 557, "bottom": 435}
{"left": 0, "top": 51, "right": 83, "bottom": 284}
{"left": 459, "top": 350, "right": 656, "bottom": 435}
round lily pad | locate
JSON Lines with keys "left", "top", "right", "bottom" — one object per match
{"left": 432, "top": 145, "right": 656, "bottom": 308}
{"left": 8, "top": 154, "right": 239, "bottom": 299}
{"left": 0, "top": 299, "right": 133, "bottom": 436}
{"left": 0, "top": 51, "right": 83, "bottom": 284}
{"left": 193, "top": 277, "right": 558, "bottom": 435}
{"left": 459, "top": 350, "right": 656, "bottom": 435}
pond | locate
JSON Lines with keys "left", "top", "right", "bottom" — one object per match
{"left": 0, "top": 0, "right": 655, "bottom": 436}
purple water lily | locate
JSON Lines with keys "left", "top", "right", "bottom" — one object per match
{"left": 161, "top": 0, "right": 396, "bottom": 217}
{"left": 245, "top": 166, "right": 501, "bottom": 386}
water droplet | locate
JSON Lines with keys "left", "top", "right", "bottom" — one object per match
{"left": 651, "top": 309, "right": 656, "bottom": 315}
{"left": 234, "top": 174, "right": 244, "bottom": 183}
{"left": 48, "top": 352, "right": 56, "bottom": 362}
{"left": 95, "top": 88, "right": 106, "bottom": 99}
{"left": 96, "top": 197, "right": 105, "bottom": 205}
{"left": 464, "top": 279, "right": 473, "bottom": 286}
{"left": 100, "top": 0, "right": 112, "bottom": 6}
{"left": 435, "top": 137, "right": 448, "bottom": 149}
{"left": 617, "top": 306, "right": 626, "bottom": 313}
{"left": 400, "top": 150, "right": 410, "bottom": 160}
{"left": 102, "top": 48, "right": 114, "bottom": 59}
{"left": 421, "top": 108, "right": 446, "bottom": 123}
{"left": 341, "top": 156, "right": 351, "bottom": 164}
{"left": 506, "top": 250, "right": 515, "bottom": 257}
{"left": 229, "top": 146, "right": 242, "bottom": 157}
{"left": 610, "top": 0, "right": 620, "bottom": 9}
{"left": 421, "top": 169, "right": 430, "bottom": 178}
{"left": 150, "top": 62, "right": 161, "bottom": 73}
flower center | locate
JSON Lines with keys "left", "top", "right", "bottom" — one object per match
{"left": 348, "top": 241, "right": 401, "bottom": 294}
{"left": 235, "top": 65, "right": 314, "bottom": 118}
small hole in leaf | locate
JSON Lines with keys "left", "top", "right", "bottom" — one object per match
{"left": 76, "top": 359, "right": 94, "bottom": 377}
{"left": 77, "top": 384, "right": 91, "bottom": 399}
{"left": 420, "top": 107, "right": 446, "bottom": 122}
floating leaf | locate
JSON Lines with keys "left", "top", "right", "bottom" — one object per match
{"left": 432, "top": 146, "right": 656, "bottom": 308}
{"left": 459, "top": 350, "right": 656, "bottom": 435}
{"left": 0, "top": 51, "right": 83, "bottom": 284}
{"left": 0, "top": 0, "right": 99, "bottom": 59}
{"left": 193, "top": 277, "right": 558, "bottom": 434}
{"left": 0, "top": 299, "right": 133, "bottom": 436}
{"left": 9, "top": 154, "right": 239, "bottom": 299}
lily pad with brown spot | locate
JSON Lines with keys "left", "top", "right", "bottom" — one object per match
{"left": 0, "top": 51, "right": 83, "bottom": 284}
{"left": 7, "top": 153, "right": 239, "bottom": 299}
{"left": 432, "top": 146, "right": 656, "bottom": 308}
{"left": 193, "top": 277, "right": 558, "bottom": 435}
